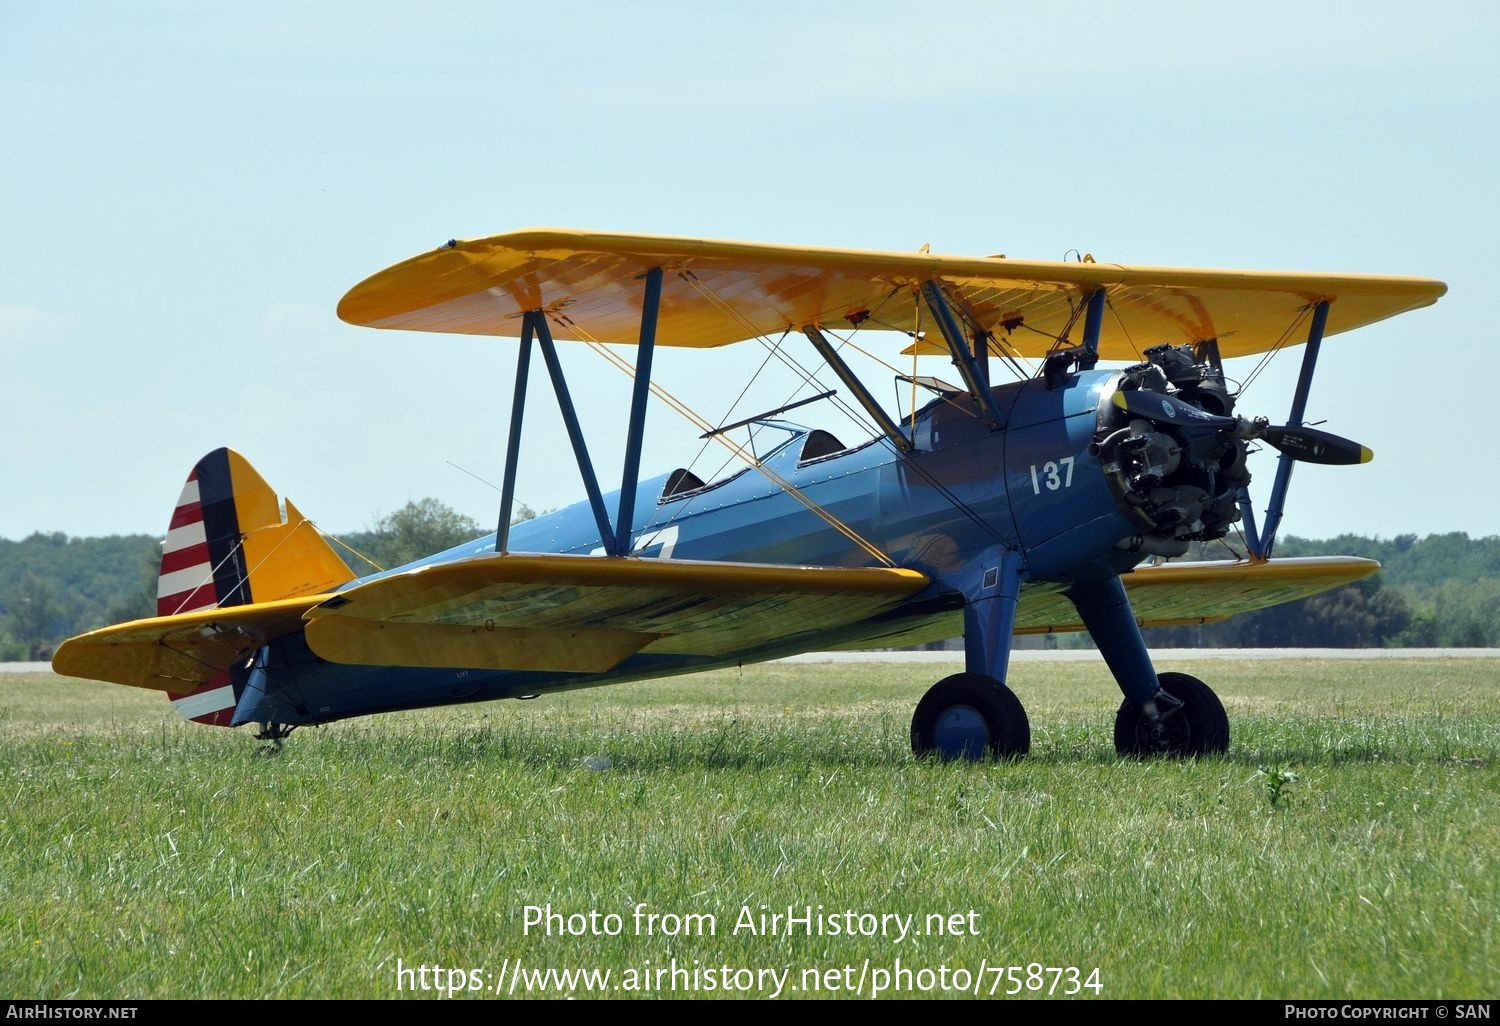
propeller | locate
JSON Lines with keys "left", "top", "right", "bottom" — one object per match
{"left": 1256, "top": 423, "right": 1373, "bottom": 466}
{"left": 1111, "top": 389, "right": 1373, "bottom": 466}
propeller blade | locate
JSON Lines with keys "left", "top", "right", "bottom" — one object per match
{"left": 1111, "top": 389, "right": 1372, "bottom": 465}
{"left": 1111, "top": 389, "right": 1236, "bottom": 429}
{"left": 1261, "top": 425, "right": 1373, "bottom": 465}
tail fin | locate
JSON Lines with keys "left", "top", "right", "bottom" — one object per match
{"left": 158, "top": 448, "right": 350, "bottom": 725}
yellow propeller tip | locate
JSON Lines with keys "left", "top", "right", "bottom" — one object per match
{"left": 1111, "top": 391, "right": 1127, "bottom": 409}
{"left": 1360, "top": 446, "right": 1374, "bottom": 464}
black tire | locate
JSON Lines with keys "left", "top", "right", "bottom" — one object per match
{"left": 1113, "top": 671, "right": 1229, "bottom": 758}
{"left": 911, "top": 672, "right": 1030, "bottom": 761}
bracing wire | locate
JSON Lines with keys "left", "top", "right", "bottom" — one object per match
{"left": 554, "top": 314, "right": 899, "bottom": 567}
{"left": 322, "top": 530, "right": 386, "bottom": 574}
{"left": 668, "top": 277, "right": 1005, "bottom": 544}
{"left": 1237, "top": 304, "right": 1313, "bottom": 398}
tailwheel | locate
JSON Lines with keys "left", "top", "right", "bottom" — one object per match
{"left": 911, "top": 672, "right": 1030, "bottom": 762}
{"left": 254, "top": 723, "right": 295, "bottom": 756}
{"left": 1114, "top": 671, "right": 1229, "bottom": 758}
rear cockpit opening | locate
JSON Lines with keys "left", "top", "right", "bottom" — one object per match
{"left": 658, "top": 421, "right": 858, "bottom": 505}
{"left": 799, "top": 429, "right": 846, "bottom": 462}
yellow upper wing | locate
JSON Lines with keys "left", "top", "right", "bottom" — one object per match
{"left": 338, "top": 228, "right": 1446, "bottom": 361}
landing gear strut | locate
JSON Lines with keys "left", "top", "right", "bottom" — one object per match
{"left": 1067, "top": 575, "right": 1232, "bottom": 759}
{"left": 911, "top": 548, "right": 1031, "bottom": 761}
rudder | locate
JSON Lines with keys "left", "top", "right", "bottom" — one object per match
{"left": 158, "top": 448, "right": 351, "bottom": 724}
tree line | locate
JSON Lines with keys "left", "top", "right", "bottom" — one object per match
{"left": 1139, "top": 533, "right": 1500, "bottom": 650}
{"left": 0, "top": 500, "right": 493, "bottom": 660}
{"left": 1, "top": 505, "right": 1495, "bottom": 660}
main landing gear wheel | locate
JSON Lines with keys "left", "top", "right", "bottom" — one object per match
{"left": 1113, "top": 671, "right": 1229, "bottom": 758}
{"left": 911, "top": 672, "right": 1030, "bottom": 761}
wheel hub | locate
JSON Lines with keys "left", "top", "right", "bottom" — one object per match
{"left": 933, "top": 704, "right": 990, "bottom": 760}
{"left": 1138, "top": 708, "right": 1189, "bottom": 753}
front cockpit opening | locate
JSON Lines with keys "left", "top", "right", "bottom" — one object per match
{"left": 660, "top": 467, "right": 706, "bottom": 500}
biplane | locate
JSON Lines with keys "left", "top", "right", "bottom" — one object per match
{"left": 52, "top": 230, "right": 1447, "bottom": 759}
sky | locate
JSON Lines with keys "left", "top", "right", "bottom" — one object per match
{"left": 2, "top": 1, "right": 1497, "bottom": 546}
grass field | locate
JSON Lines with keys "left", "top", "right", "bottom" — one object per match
{"left": 2, "top": 657, "right": 1496, "bottom": 1000}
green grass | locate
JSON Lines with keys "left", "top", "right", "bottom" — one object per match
{"left": 2, "top": 658, "right": 1496, "bottom": 1000}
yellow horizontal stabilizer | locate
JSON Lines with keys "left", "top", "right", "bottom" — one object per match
{"left": 338, "top": 229, "right": 1446, "bottom": 361}
{"left": 303, "top": 553, "right": 930, "bottom": 670}
{"left": 217, "top": 450, "right": 355, "bottom": 602}
{"left": 50, "top": 594, "right": 335, "bottom": 692}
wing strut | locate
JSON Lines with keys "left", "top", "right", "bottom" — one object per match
{"left": 1257, "top": 299, "right": 1331, "bottom": 558}
{"left": 1037, "top": 287, "right": 1106, "bottom": 387}
{"left": 567, "top": 317, "right": 903, "bottom": 566}
{"left": 536, "top": 315, "right": 616, "bottom": 550}
{"left": 920, "top": 281, "right": 1007, "bottom": 429}
{"left": 801, "top": 327, "right": 913, "bottom": 453}
{"left": 494, "top": 272, "right": 666, "bottom": 557}
{"left": 1080, "top": 287, "right": 1106, "bottom": 367}
{"left": 612, "top": 267, "right": 663, "bottom": 555}
{"left": 495, "top": 315, "right": 535, "bottom": 553}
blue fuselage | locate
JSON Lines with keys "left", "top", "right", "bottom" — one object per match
{"left": 236, "top": 369, "right": 1148, "bottom": 728}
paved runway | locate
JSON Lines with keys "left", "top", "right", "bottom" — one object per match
{"left": 7, "top": 649, "right": 1498, "bottom": 675}
{"left": 776, "top": 648, "right": 1500, "bottom": 664}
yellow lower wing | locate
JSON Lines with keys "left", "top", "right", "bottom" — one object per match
{"left": 52, "top": 556, "right": 1374, "bottom": 688}
{"left": 1111, "top": 555, "right": 1380, "bottom": 627}
{"left": 303, "top": 554, "right": 930, "bottom": 672}
{"left": 833, "top": 556, "right": 1381, "bottom": 650}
